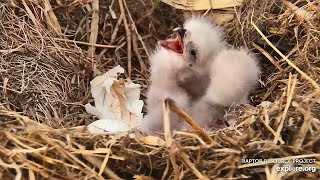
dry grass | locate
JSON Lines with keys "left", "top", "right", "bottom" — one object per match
{"left": 0, "top": 2, "right": 94, "bottom": 128}
{"left": 0, "top": 0, "right": 320, "bottom": 179}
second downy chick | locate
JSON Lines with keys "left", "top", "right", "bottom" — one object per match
{"left": 188, "top": 48, "right": 260, "bottom": 129}
{"left": 173, "top": 16, "right": 260, "bottom": 130}
{"left": 204, "top": 48, "right": 260, "bottom": 107}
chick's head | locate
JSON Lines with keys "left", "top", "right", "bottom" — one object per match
{"left": 180, "top": 16, "right": 226, "bottom": 67}
{"left": 149, "top": 46, "right": 187, "bottom": 85}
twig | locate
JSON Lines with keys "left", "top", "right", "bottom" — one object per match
{"left": 202, "top": 8, "right": 211, "bottom": 17}
{"left": 165, "top": 98, "right": 217, "bottom": 145}
{"left": 162, "top": 101, "right": 207, "bottom": 179}
{"left": 28, "top": 169, "right": 36, "bottom": 180}
{"left": 97, "top": 11, "right": 124, "bottom": 59}
{"left": 163, "top": 98, "right": 173, "bottom": 147}
{"left": 43, "top": 0, "right": 62, "bottom": 35}
{"left": 163, "top": 99, "right": 180, "bottom": 179}
{"left": 0, "top": 110, "right": 45, "bottom": 126}
{"left": 132, "top": 25, "right": 147, "bottom": 72}
{"left": 251, "top": 22, "right": 320, "bottom": 91}
{"left": 110, "top": 13, "right": 124, "bottom": 44}
{"left": 118, "top": 0, "right": 132, "bottom": 78}
{"left": 39, "top": 134, "right": 104, "bottom": 179}
{"left": 84, "top": 156, "right": 123, "bottom": 180}
{"left": 21, "top": 0, "right": 39, "bottom": 27}
{"left": 98, "top": 149, "right": 111, "bottom": 176}
{"left": 174, "top": 131, "right": 213, "bottom": 148}
{"left": 293, "top": 104, "right": 313, "bottom": 148}
{"left": 0, "top": 43, "right": 25, "bottom": 54}
{"left": 51, "top": 38, "right": 117, "bottom": 48}
{"left": 170, "top": 143, "right": 180, "bottom": 180}
{"left": 283, "top": 0, "right": 315, "bottom": 21}
{"left": 122, "top": 0, "right": 150, "bottom": 57}
{"left": 273, "top": 73, "right": 297, "bottom": 144}
{"left": 161, "top": 159, "right": 170, "bottom": 180}
{"left": 180, "top": 151, "right": 208, "bottom": 179}
{"left": 261, "top": 107, "right": 285, "bottom": 144}
{"left": 88, "top": 0, "right": 100, "bottom": 59}
{"left": 252, "top": 43, "right": 283, "bottom": 71}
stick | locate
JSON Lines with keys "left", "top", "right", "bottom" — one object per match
{"left": 163, "top": 98, "right": 173, "bottom": 147}
{"left": 43, "top": 0, "right": 62, "bottom": 35}
{"left": 132, "top": 24, "right": 147, "bottom": 72}
{"left": 118, "top": 0, "right": 132, "bottom": 78}
{"left": 252, "top": 43, "right": 283, "bottom": 71}
{"left": 52, "top": 38, "right": 117, "bottom": 48}
{"left": 88, "top": 0, "right": 100, "bottom": 59}
{"left": 165, "top": 98, "right": 217, "bottom": 145}
{"left": 123, "top": 0, "right": 150, "bottom": 57}
{"left": 273, "top": 73, "right": 297, "bottom": 144}
{"left": 21, "top": 0, "right": 39, "bottom": 27}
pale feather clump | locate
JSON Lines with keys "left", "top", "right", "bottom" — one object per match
{"left": 177, "top": 16, "right": 260, "bottom": 129}
{"left": 142, "top": 16, "right": 260, "bottom": 133}
{"left": 140, "top": 46, "right": 190, "bottom": 134}
{"left": 176, "top": 66, "right": 210, "bottom": 101}
{"left": 182, "top": 16, "right": 226, "bottom": 68}
{"left": 187, "top": 48, "right": 260, "bottom": 130}
{"left": 204, "top": 48, "right": 260, "bottom": 107}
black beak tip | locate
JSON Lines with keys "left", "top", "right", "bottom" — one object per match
{"left": 173, "top": 28, "right": 187, "bottom": 38}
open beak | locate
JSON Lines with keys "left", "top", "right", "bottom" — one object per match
{"left": 159, "top": 28, "right": 187, "bottom": 54}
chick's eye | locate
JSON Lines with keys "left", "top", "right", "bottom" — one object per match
{"left": 190, "top": 49, "right": 196, "bottom": 56}
{"left": 189, "top": 49, "right": 197, "bottom": 60}
{"left": 186, "top": 41, "right": 197, "bottom": 61}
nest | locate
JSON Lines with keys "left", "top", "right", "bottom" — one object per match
{"left": 0, "top": 0, "right": 319, "bottom": 179}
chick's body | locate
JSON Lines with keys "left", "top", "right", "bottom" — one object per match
{"left": 204, "top": 49, "right": 260, "bottom": 107}
{"left": 141, "top": 16, "right": 260, "bottom": 133}
{"left": 140, "top": 47, "right": 190, "bottom": 134}
{"left": 176, "top": 66, "right": 210, "bottom": 101}
{"left": 187, "top": 48, "right": 260, "bottom": 129}
{"left": 176, "top": 16, "right": 260, "bottom": 130}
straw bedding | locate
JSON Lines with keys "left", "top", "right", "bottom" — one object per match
{"left": 0, "top": 0, "right": 319, "bottom": 179}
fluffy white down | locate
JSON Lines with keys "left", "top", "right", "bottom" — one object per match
{"left": 183, "top": 16, "right": 226, "bottom": 66}
{"left": 204, "top": 48, "right": 260, "bottom": 107}
{"left": 140, "top": 46, "right": 190, "bottom": 134}
{"left": 141, "top": 16, "right": 260, "bottom": 133}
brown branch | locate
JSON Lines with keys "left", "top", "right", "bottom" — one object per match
{"left": 165, "top": 98, "right": 218, "bottom": 145}
{"left": 88, "top": 0, "right": 100, "bottom": 59}
{"left": 132, "top": 24, "right": 147, "bottom": 72}
{"left": 118, "top": 0, "right": 132, "bottom": 78}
